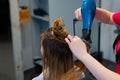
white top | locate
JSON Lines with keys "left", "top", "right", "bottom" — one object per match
{"left": 32, "top": 72, "right": 43, "bottom": 80}
{"left": 32, "top": 72, "right": 85, "bottom": 80}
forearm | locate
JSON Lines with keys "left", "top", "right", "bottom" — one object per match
{"left": 65, "top": 35, "right": 120, "bottom": 80}
{"left": 80, "top": 53, "right": 120, "bottom": 80}
{"left": 95, "top": 8, "right": 114, "bottom": 24}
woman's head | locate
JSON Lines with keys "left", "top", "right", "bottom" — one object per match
{"left": 40, "top": 18, "right": 89, "bottom": 80}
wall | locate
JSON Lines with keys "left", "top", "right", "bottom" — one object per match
{"left": 101, "top": 0, "right": 120, "bottom": 62}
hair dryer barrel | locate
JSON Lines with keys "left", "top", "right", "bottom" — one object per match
{"left": 81, "top": 0, "right": 96, "bottom": 42}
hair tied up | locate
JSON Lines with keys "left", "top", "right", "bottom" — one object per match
{"left": 51, "top": 17, "right": 69, "bottom": 40}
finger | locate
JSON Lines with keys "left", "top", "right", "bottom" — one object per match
{"left": 65, "top": 38, "right": 71, "bottom": 45}
{"left": 78, "top": 10, "right": 81, "bottom": 20}
{"left": 67, "top": 35, "right": 73, "bottom": 41}
{"left": 74, "top": 10, "right": 79, "bottom": 19}
{"left": 77, "top": 11, "right": 80, "bottom": 20}
{"left": 78, "top": 8, "right": 82, "bottom": 21}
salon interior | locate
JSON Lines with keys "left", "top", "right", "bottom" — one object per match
{"left": 0, "top": 0, "right": 120, "bottom": 80}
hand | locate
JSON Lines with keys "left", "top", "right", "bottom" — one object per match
{"left": 65, "top": 35, "right": 88, "bottom": 60}
{"left": 74, "top": 8, "right": 82, "bottom": 21}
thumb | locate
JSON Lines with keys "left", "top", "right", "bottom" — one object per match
{"left": 65, "top": 38, "right": 71, "bottom": 46}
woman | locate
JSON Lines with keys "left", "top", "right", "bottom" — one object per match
{"left": 32, "top": 18, "right": 90, "bottom": 80}
{"left": 74, "top": 7, "right": 120, "bottom": 74}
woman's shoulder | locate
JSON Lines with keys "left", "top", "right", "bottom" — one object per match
{"left": 32, "top": 72, "right": 43, "bottom": 80}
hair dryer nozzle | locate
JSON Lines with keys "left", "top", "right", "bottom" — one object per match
{"left": 82, "top": 29, "right": 92, "bottom": 43}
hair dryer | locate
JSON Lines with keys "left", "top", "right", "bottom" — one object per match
{"left": 81, "top": 0, "right": 96, "bottom": 42}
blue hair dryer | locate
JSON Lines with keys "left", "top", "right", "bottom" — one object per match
{"left": 81, "top": 0, "right": 96, "bottom": 42}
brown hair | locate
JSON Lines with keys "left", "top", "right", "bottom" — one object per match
{"left": 40, "top": 18, "right": 89, "bottom": 80}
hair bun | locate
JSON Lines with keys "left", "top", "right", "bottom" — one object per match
{"left": 52, "top": 17, "right": 69, "bottom": 40}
